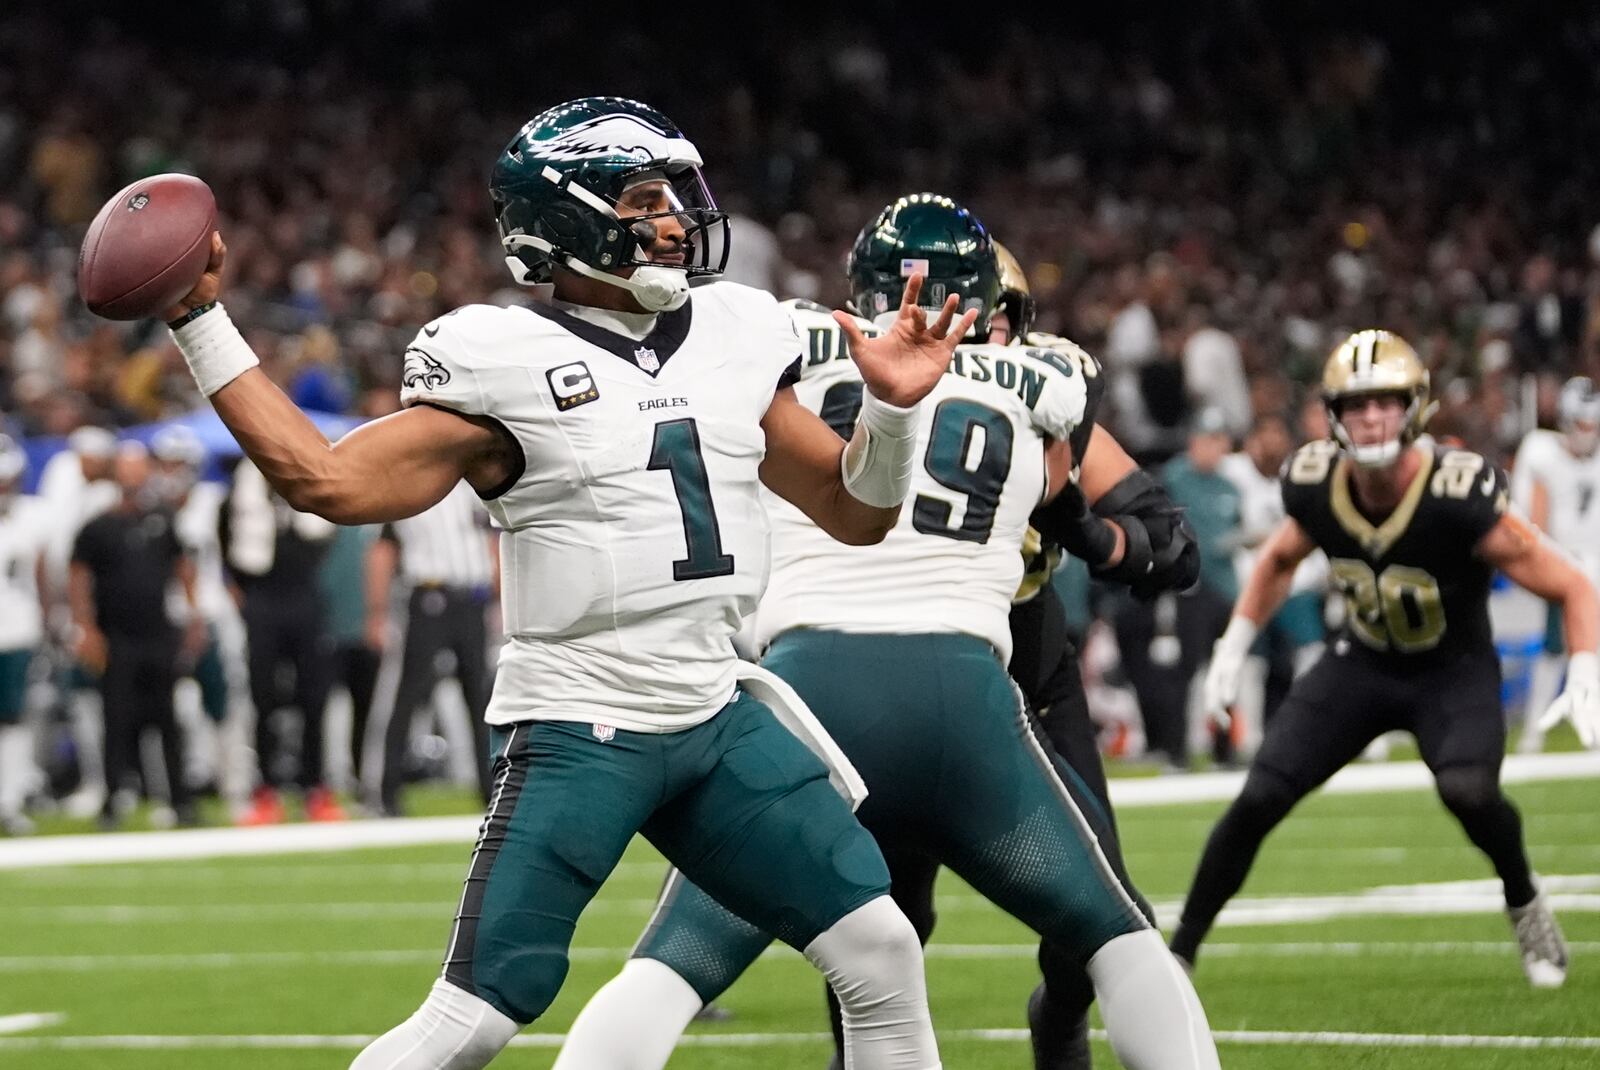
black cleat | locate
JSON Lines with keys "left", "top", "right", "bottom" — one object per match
{"left": 1027, "top": 981, "right": 1093, "bottom": 1070}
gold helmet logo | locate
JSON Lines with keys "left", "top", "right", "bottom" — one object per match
{"left": 1321, "top": 330, "right": 1436, "bottom": 465}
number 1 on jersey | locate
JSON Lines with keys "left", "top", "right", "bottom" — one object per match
{"left": 649, "top": 418, "right": 736, "bottom": 581}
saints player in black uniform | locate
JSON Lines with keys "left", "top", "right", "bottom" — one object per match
{"left": 1171, "top": 330, "right": 1600, "bottom": 988}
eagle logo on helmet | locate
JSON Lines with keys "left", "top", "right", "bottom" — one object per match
{"left": 490, "top": 98, "right": 730, "bottom": 311}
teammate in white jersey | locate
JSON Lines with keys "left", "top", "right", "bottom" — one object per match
{"left": 555, "top": 196, "right": 1219, "bottom": 1070}
{"left": 0, "top": 438, "right": 51, "bottom": 835}
{"left": 37, "top": 426, "right": 119, "bottom": 817}
{"left": 148, "top": 97, "right": 965, "bottom": 1070}
{"left": 1512, "top": 376, "right": 1600, "bottom": 751}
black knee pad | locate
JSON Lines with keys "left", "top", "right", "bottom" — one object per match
{"left": 1036, "top": 938, "right": 1095, "bottom": 1021}
{"left": 886, "top": 851, "right": 939, "bottom": 945}
{"left": 1434, "top": 764, "right": 1504, "bottom": 815}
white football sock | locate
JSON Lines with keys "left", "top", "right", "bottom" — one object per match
{"left": 804, "top": 895, "right": 941, "bottom": 1070}
{"left": 1088, "top": 929, "right": 1220, "bottom": 1069}
{"left": 551, "top": 957, "right": 704, "bottom": 1070}
{"left": 70, "top": 688, "right": 105, "bottom": 798}
{"left": 0, "top": 724, "right": 32, "bottom": 817}
{"left": 349, "top": 977, "right": 520, "bottom": 1070}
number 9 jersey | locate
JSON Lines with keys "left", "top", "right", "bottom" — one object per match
{"left": 399, "top": 285, "right": 803, "bottom": 732}
{"left": 754, "top": 301, "right": 1089, "bottom": 664}
{"left": 1281, "top": 439, "right": 1509, "bottom": 667}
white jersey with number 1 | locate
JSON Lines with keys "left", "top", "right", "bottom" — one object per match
{"left": 754, "top": 301, "right": 1088, "bottom": 665}
{"left": 400, "top": 283, "right": 801, "bottom": 732}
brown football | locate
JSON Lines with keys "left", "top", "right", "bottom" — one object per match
{"left": 78, "top": 173, "right": 217, "bottom": 321}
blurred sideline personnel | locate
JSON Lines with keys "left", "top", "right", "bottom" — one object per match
{"left": 1177, "top": 331, "right": 1600, "bottom": 988}
{"left": 221, "top": 458, "right": 342, "bottom": 824}
{"left": 0, "top": 437, "right": 51, "bottom": 835}
{"left": 152, "top": 97, "right": 982, "bottom": 1070}
{"left": 554, "top": 198, "right": 1218, "bottom": 1070}
{"left": 1119, "top": 409, "right": 1239, "bottom": 768}
{"left": 37, "top": 426, "right": 118, "bottom": 817}
{"left": 366, "top": 479, "right": 498, "bottom": 815}
{"left": 1217, "top": 412, "right": 1327, "bottom": 756}
{"left": 152, "top": 427, "right": 253, "bottom": 810}
{"left": 320, "top": 521, "right": 382, "bottom": 794}
{"left": 1511, "top": 376, "right": 1600, "bottom": 752}
{"left": 69, "top": 443, "right": 204, "bottom": 828}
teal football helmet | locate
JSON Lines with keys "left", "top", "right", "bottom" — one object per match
{"left": 847, "top": 193, "right": 1001, "bottom": 336}
{"left": 491, "top": 97, "right": 730, "bottom": 310}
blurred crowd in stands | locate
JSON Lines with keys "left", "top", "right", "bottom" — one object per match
{"left": 2, "top": 3, "right": 1599, "bottom": 824}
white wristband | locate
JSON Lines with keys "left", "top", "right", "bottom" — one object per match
{"left": 169, "top": 303, "right": 259, "bottom": 397}
{"left": 1216, "top": 615, "right": 1260, "bottom": 659}
{"left": 840, "top": 390, "right": 920, "bottom": 508}
{"left": 1568, "top": 651, "right": 1599, "bottom": 688}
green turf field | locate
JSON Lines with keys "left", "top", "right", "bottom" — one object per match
{"left": 1, "top": 775, "right": 1596, "bottom": 1068}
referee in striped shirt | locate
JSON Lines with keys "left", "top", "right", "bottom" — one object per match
{"left": 366, "top": 480, "right": 498, "bottom": 816}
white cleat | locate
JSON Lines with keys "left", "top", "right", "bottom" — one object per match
{"left": 1509, "top": 891, "right": 1568, "bottom": 989}
{"left": 62, "top": 787, "right": 105, "bottom": 819}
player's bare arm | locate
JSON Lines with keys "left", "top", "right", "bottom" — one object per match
{"left": 1077, "top": 424, "right": 1137, "bottom": 501}
{"left": 761, "top": 274, "right": 976, "bottom": 545}
{"left": 1476, "top": 513, "right": 1599, "bottom": 653}
{"left": 1528, "top": 478, "right": 1551, "bottom": 532}
{"left": 163, "top": 235, "right": 514, "bottom": 525}
{"left": 1233, "top": 516, "right": 1317, "bottom": 627}
{"left": 1478, "top": 509, "right": 1600, "bottom": 747}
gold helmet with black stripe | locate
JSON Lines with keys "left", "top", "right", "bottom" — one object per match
{"left": 1321, "top": 329, "right": 1436, "bottom": 467}
{"left": 993, "top": 241, "right": 1036, "bottom": 343}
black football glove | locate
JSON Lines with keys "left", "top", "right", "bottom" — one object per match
{"left": 1091, "top": 469, "right": 1200, "bottom": 599}
{"left": 1030, "top": 478, "right": 1120, "bottom": 570}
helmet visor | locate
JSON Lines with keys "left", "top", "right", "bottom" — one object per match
{"left": 615, "top": 167, "right": 730, "bottom": 278}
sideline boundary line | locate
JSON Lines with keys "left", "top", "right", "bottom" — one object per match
{"left": 1, "top": 1027, "right": 1597, "bottom": 1052}
{"left": 3, "top": 752, "right": 1596, "bottom": 870}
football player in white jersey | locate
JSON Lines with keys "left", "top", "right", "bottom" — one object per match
{"left": 0, "top": 437, "right": 52, "bottom": 835}
{"left": 149, "top": 98, "right": 968, "bottom": 1070}
{"left": 1511, "top": 376, "right": 1600, "bottom": 751}
{"left": 37, "top": 426, "right": 119, "bottom": 818}
{"left": 890, "top": 243, "right": 1202, "bottom": 1070}
{"left": 554, "top": 196, "right": 1219, "bottom": 1070}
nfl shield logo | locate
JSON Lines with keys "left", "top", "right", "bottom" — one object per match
{"left": 592, "top": 723, "right": 616, "bottom": 743}
{"left": 634, "top": 346, "right": 660, "bottom": 373}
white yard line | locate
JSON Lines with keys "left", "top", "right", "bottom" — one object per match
{"left": 13, "top": 873, "right": 1600, "bottom": 925}
{"left": 0, "top": 1014, "right": 65, "bottom": 1036}
{"left": 4, "top": 859, "right": 670, "bottom": 886}
{"left": 5, "top": 752, "right": 1596, "bottom": 871}
{"left": 4, "top": 940, "right": 1600, "bottom": 973}
{"left": 1, "top": 1027, "right": 1597, "bottom": 1051}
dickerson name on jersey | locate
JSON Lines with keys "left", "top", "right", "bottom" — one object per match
{"left": 798, "top": 323, "right": 1060, "bottom": 413}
